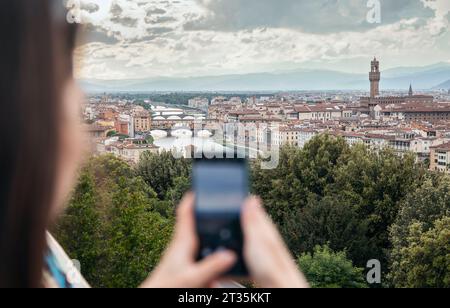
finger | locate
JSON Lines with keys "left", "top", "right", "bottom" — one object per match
{"left": 242, "top": 197, "right": 268, "bottom": 234}
{"left": 242, "top": 196, "right": 284, "bottom": 245}
{"left": 190, "top": 251, "right": 237, "bottom": 287}
{"left": 175, "top": 193, "right": 195, "bottom": 237}
{"left": 208, "top": 280, "right": 221, "bottom": 289}
{"left": 173, "top": 193, "right": 198, "bottom": 255}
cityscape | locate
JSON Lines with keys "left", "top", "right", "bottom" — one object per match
{"left": 83, "top": 57, "right": 450, "bottom": 172}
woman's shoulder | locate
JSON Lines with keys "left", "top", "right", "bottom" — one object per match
{"left": 45, "top": 233, "right": 90, "bottom": 288}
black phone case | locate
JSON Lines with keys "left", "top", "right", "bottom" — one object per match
{"left": 193, "top": 156, "right": 249, "bottom": 277}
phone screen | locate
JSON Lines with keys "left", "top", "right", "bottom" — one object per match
{"left": 193, "top": 158, "right": 249, "bottom": 276}
{"left": 194, "top": 159, "right": 248, "bottom": 214}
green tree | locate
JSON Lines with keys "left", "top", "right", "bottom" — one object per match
{"left": 53, "top": 171, "right": 102, "bottom": 284}
{"left": 389, "top": 217, "right": 450, "bottom": 288}
{"left": 166, "top": 176, "right": 191, "bottom": 206}
{"left": 297, "top": 134, "right": 349, "bottom": 196}
{"left": 389, "top": 176, "right": 450, "bottom": 287}
{"left": 145, "top": 134, "right": 154, "bottom": 145}
{"left": 100, "top": 176, "right": 172, "bottom": 288}
{"left": 331, "top": 144, "right": 424, "bottom": 266}
{"left": 297, "top": 245, "right": 367, "bottom": 288}
{"left": 252, "top": 135, "right": 426, "bottom": 270}
{"left": 390, "top": 176, "right": 450, "bottom": 245}
{"left": 251, "top": 135, "right": 349, "bottom": 227}
{"left": 54, "top": 134, "right": 450, "bottom": 289}
{"left": 251, "top": 146, "right": 303, "bottom": 226}
{"left": 54, "top": 155, "right": 174, "bottom": 288}
{"left": 136, "top": 151, "right": 191, "bottom": 200}
{"left": 283, "top": 194, "right": 372, "bottom": 266}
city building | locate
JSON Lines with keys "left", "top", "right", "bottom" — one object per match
{"left": 188, "top": 97, "right": 209, "bottom": 110}
{"left": 133, "top": 111, "right": 151, "bottom": 133}
{"left": 369, "top": 57, "right": 380, "bottom": 98}
{"left": 380, "top": 103, "right": 450, "bottom": 122}
{"left": 410, "top": 137, "right": 444, "bottom": 161}
{"left": 227, "top": 110, "right": 261, "bottom": 122}
{"left": 114, "top": 113, "right": 135, "bottom": 137}
{"left": 98, "top": 108, "right": 118, "bottom": 121}
{"left": 272, "top": 127, "right": 319, "bottom": 148}
{"left": 86, "top": 124, "right": 111, "bottom": 138}
{"left": 290, "top": 103, "right": 351, "bottom": 121}
{"left": 276, "top": 127, "right": 302, "bottom": 147}
{"left": 360, "top": 58, "right": 434, "bottom": 113}
{"left": 430, "top": 142, "right": 450, "bottom": 173}
{"left": 109, "top": 140, "right": 159, "bottom": 164}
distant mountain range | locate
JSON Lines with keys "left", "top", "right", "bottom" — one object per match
{"left": 79, "top": 62, "right": 450, "bottom": 92}
{"left": 434, "top": 79, "right": 450, "bottom": 90}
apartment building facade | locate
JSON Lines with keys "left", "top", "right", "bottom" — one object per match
{"left": 133, "top": 111, "right": 152, "bottom": 133}
{"left": 109, "top": 141, "right": 159, "bottom": 164}
{"left": 430, "top": 142, "right": 450, "bottom": 173}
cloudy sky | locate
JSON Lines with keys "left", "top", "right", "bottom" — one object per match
{"left": 72, "top": 0, "right": 450, "bottom": 80}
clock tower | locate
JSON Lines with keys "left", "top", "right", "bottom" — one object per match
{"left": 369, "top": 57, "right": 380, "bottom": 98}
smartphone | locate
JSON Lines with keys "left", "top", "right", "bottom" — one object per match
{"left": 193, "top": 157, "right": 249, "bottom": 276}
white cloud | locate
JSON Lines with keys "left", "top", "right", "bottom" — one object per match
{"left": 421, "top": 0, "right": 450, "bottom": 35}
{"left": 73, "top": 0, "right": 450, "bottom": 80}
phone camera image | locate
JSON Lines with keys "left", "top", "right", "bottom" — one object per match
{"left": 193, "top": 157, "right": 249, "bottom": 276}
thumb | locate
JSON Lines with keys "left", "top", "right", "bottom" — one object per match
{"left": 242, "top": 197, "right": 266, "bottom": 236}
{"left": 190, "top": 251, "right": 237, "bottom": 287}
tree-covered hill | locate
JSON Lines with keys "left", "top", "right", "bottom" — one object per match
{"left": 54, "top": 135, "right": 449, "bottom": 288}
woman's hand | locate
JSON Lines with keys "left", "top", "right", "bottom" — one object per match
{"left": 242, "top": 197, "right": 309, "bottom": 288}
{"left": 142, "top": 194, "right": 237, "bottom": 288}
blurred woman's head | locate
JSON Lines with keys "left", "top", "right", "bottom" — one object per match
{"left": 0, "top": 0, "right": 83, "bottom": 287}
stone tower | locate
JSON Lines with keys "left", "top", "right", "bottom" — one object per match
{"left": 369, "top": 57, "right": 380, "bottom": 98}
{"left": 409, "top": 84, "right": 413, "bottom": 96}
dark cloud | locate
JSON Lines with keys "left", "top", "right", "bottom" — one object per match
{"left": 146, "top": 8, "right": 167, "bottom": 15}
{"left": 128, "top": 35, "right": 157, "bottom": 43}
{"left": 111, "top": 16, "right": 139, "bottom": 27}
{"left": 145, "top": 15, "right": 177, "bottom": 24}
{"left": 154, "top": 16, "right": 177, "bottom": 23}
{"left": 81, "top": 2, "right": 100, "bottom": 13}
{"left": 144, "top": 7, "right": 175, "bottom": 24}
{"left": 147, "top": 27, "right": 174, "bottom": 35}
{"left": 184, "top": 0, "right": 434, "bottom": 33}
{"left": 110, "top": 3, "right": 138, "bottom": 27}
{"left": 110, "top": 3, "right": 123, "bottom": 16}
{"left": 78, "top": 24, "right": 120, "bottom": 46}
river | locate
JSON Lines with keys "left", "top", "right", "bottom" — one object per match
{"left": 154, "top": 136, "right": 226, "bottom": 153}
{"left": 154, "top": 136, "right": 264, "bottom": 159}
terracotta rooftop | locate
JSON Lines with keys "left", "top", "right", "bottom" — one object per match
{"left": 430, "top": 142, "right": 450, "bottom": 151}
{"left": 382, "top": 102, "right": 450, "bottom": 113}
{"left": 86, "top": 125, "right": 109, "bottom": 132}
{"left": 293, "top": 104, "right": 343, "bottom": 113}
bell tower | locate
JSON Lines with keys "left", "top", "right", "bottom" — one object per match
{"left": 369, "top": 57, "right": 380, "bottom": 98}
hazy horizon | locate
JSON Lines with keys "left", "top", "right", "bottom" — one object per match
{"left": 79, "top": 61, "right": 450, "bottom": 82}
{"left": 78, "top": 60, "right": 450, "bottom": 93}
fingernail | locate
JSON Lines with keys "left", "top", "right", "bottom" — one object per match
{"left": 251, "top": 200, "right": 263, "bottom": 214}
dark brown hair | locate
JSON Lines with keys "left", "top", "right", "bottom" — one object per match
{"left": 0, "top": 0, "right": 77, "bottom": 288}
